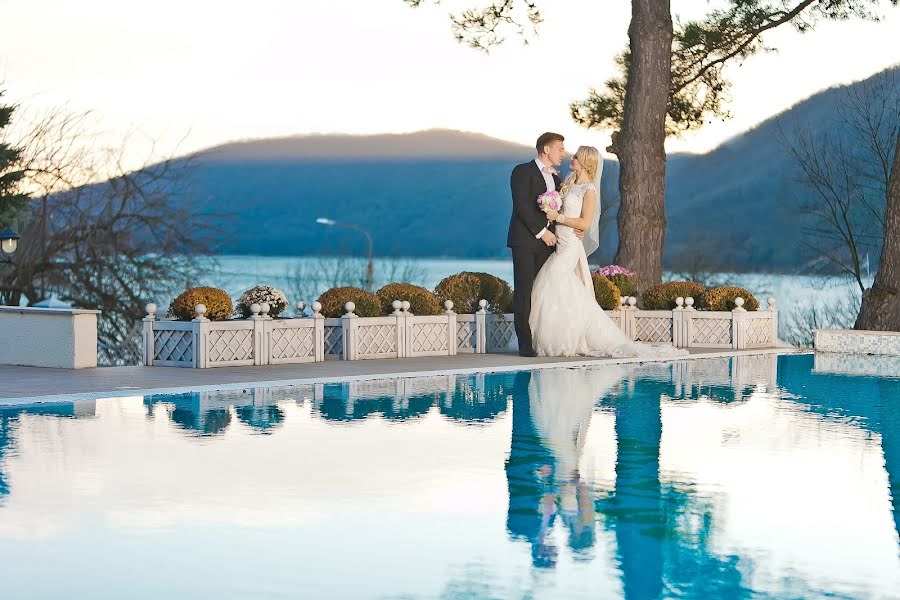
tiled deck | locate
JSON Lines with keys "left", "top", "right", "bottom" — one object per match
{"left": 1, "top": 347, "right": 803, "bottom": 405}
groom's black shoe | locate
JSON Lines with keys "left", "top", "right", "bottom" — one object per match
{"left": 518, "top": 348, "right": 538, "bottom": 358}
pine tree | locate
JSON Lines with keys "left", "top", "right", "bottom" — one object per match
{"left": 0, "top": 91, "right": 28, "bottom": 227}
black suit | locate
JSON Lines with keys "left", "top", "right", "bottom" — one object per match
{"left": 507, "top": 160, "right": 560, "bottom": 353}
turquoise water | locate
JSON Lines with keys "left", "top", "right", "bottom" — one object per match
{"left": 0, "top": 353, "right": 898, "bottom": 598}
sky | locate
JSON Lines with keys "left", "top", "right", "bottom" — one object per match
{"left": 2, "top": 0, "right": 900, "bottom": 168}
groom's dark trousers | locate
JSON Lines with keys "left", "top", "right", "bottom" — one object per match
{"left": 507, "top": 160, "right": 560, "bottom": 354}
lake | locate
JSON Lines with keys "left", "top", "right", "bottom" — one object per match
{"left": 183, "top": 256, "right": 866, "bottom": 341}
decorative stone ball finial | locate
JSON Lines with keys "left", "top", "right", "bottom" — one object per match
{"left": 297, "top": 301, "right": 306, "bottom": 313}
{"left": 312, "top": 301, "right": 323, "bottom": 316}
{"left": 627, "top": 296, "right": 637, "bottom": 307}
{"left": 401, "top": 300, "right": 411, "bottom": 313}
{"left": 260, "top": 302, "right": 271, "bottom": 316}
{"left": 733, "top": 297, "right": 746, "bottom": 312}
{"left": 478, "top": 299, "right": 488, "bottom": 313}
{"left": 392, "top": 300, "right": 403, "bottom": 314}
{"left": 675, "top": 297, "right": 684, "bottom": 308}
{"left": 195, "top": 304, "right": 207, "bottom": 318}
{"left": 345, "top": 301, "right": 356, "bottom": 314}
{"left": 250, "top": 303, "right": 261, "bottom": 316}
{"left": 145, "top": 303, "right": 157, "bottom": 316}
{"left": 444, "top": 300, "right": 454, "bottom": 313}
{"left": 685, "top": 297, "right": 695, "bottom": 309}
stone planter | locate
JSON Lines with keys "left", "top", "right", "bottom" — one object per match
{"left": 814, "top": 329, "right": 900, "bottom": 356}
{"left": 0, "top": 306, "right": 100, "bottom": 368}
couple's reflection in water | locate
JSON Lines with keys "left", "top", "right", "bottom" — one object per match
{"left": 506, "top": 367, "right": 623, "bottom": 568}
{"left": 506, "top": 365, "right": 751, "bottom": 598}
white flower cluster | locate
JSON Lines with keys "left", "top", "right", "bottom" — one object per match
{"left": 237, "top": 285, "right": 289, "bottom": 317}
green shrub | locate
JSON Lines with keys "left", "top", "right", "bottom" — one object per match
{"left": 169, "top": 286, "right": 233, "bottom": 321}
{"left": 592, "top": 275, "right": 622, "bottom": 310}
{"left": 698, "top": 286, "right": 760, "bottom": 311}
{"left": 434, "top": 272, "right": 513, "bottom": 314}
{"left": 317, "top": 286, "right": 381, "bottom": 318}
{"left": 376, "top": 283, "right": 442, "bottom": 315}
{"left": 607, "top": 273, "right": 637, "bottom": 297}
{"left": 642, "top": 281, "right": 706, "bottom": 310}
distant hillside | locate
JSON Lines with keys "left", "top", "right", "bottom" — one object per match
{"left": 201, "top": 129, "right": 534, "bottom": 160}
{"left": 171, "top": 68, "right": 898, "bottom": 272}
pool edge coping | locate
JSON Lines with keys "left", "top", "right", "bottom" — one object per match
{"left": 1, "top": 348, "right": 809, "bottom": 407}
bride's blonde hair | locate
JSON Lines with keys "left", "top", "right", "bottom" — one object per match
{"left": 559, "top": 145, "right": 600, "bottom": 197}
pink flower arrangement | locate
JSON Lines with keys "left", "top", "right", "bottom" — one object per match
{"left": 537, "top": 190, "right": 561, "bottom": 213}
{"left": 592, "top": 265, "right": 636, "bottom": 277}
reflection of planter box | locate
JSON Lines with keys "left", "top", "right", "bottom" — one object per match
{"left": 0, "top": 306, "right": 100, "bottom": 368}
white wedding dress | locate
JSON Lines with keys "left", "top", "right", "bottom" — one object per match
{"left": 529, "top": 182, "right": 687, "bottom": 358}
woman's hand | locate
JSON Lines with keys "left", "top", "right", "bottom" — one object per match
{"left": 546, "top": 209, "right": 559, "bottom": 221}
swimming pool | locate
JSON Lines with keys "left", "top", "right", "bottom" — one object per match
{"left": 0, "top": 353, "right": 897, "bottom": 599}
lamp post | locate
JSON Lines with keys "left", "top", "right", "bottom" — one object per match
{"left": 0, "top": 227, "right": 20, "bottom": 265}
{"left": 316, "top": 217, "right": 374, "bottom": 291}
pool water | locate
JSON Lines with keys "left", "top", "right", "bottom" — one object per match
{"left": 0, "top": 353, "right": 898, "bottom": 599}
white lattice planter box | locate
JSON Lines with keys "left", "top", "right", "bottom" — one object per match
{"left": 142, "top": 299, "right": 488, "bottom": 367}
{"left": 141, "top": 294, "right": 780, "bottom": 367}
{"left": 341, "top": 300, "right": 477, "bottom": 360}
{"left": 143, "top": 302, "right": 319, "bottom": 368}
{"left": 483, "top": 296, "right": 779, "bottom": 352}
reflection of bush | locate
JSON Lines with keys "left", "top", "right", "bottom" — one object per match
{"left": 236, "top": 405, "right": 285, "bottom": 432}
{"left": 315, "top": 387, "right": 433, "bottom": 422}
{"left": 171, "top": 407, "right": 232, "bottom": 435}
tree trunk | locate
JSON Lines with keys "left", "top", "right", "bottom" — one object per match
{"left": 855, "top": 131, "right": 900, "bottom": 331}
{"left": 612, "top": 0, "right": 673, "bottom": 292}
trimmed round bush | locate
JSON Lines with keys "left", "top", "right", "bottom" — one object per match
{"left": 642, "top": 281, "right": 706, "bottom": 310}
{"left": 698, "top": 286, "right": 760, "bottom": 311}
{"left": 592, "top": 265, "right": 637, "bottom": 297}
{"left": 376, "top": 283, "right": 442, "bottom": 315}
{"left": 607, "top": 274, "right": 637, "bottom": 297}
{"left": 435, "top": 272, "right": 514, "bottom": 314}
{"left": 592, "top": 274, "right": 622, "bottom": 310}
{"left": 317, "top": 286, "right": 381, "bottom": 318}
{"left": 236, "top": 284, "right": 289, "bottom": 318}
{"left": 169, "top": 286, "right": 233, "bottom": 321}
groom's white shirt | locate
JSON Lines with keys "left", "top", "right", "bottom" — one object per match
{"left": 535, "top": 157, "right": 555, "bottom": 240}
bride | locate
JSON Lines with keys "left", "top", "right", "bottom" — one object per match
{"left": 529, "top": 145, "right": 687, "bottom": 358}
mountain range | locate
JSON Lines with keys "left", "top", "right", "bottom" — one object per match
{"left": 177, "top": 66, "right": 899, "bottom": 272}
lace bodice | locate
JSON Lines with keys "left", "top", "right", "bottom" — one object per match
{"left": 562, "top": 182, "right": 596, "bottom": 218}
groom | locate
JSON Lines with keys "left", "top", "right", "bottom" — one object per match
{"left": 508, "top": 132, "right": 566, "bottom": 357}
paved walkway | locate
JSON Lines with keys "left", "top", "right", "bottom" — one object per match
{"left": 1, "top": 347, "right": 802, "bottom": 404}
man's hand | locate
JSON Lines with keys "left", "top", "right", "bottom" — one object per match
{"left": 541, "top": 230, "right": 557, "bottom": 247}
{"left": 574, "top": 229, "right": 585, "bottom": 240}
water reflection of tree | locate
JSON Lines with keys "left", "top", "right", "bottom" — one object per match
{"left": 603, "top": 377, "right": 750, "bottom": 599}
{"left": 877, "top": 377, "right": 900, "bottom": 558}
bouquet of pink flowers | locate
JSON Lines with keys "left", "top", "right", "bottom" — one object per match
{"left": 537, "top": 190, "right": 561, "bottom": 213}
{"left": 593, "top": 265, "right": 635, "bottom": 277}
